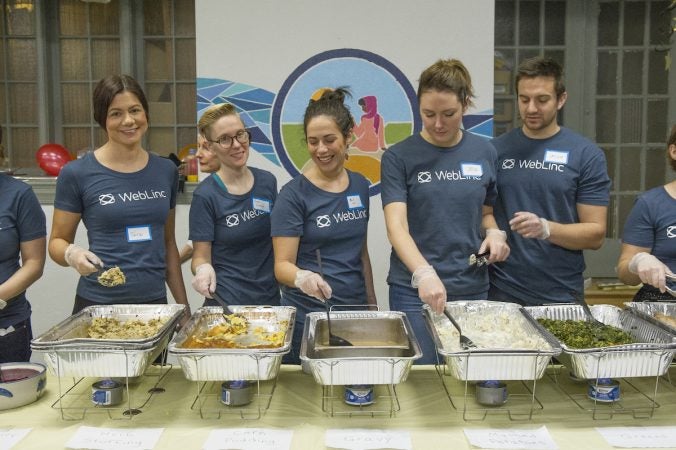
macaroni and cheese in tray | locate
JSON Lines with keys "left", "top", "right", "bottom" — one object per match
{"left": 169, "top": 306, "right": 296, "bottom": 381}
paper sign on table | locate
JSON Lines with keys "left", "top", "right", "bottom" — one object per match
{"left": 202, "top": 428, "right": 293, "bottom": 450}
{"left": 325, "top": 428, "right": 412, "bottom": 450}
{"left": 0, "top": 428, "right": 31, "bottom": 450}
{"left": 464, "top": 426, "right": 558, "bottom": 450}
{"left": 596, "top": 426, "right": 676, "bottom": 448}
{"left": 66, "top": 426, "right": 164, "bottom": 450}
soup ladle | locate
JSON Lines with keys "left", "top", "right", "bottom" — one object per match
{"left": 315, "top": 249, "right": 352, "bottom": 347}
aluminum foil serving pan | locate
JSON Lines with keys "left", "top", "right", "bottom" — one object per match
{"left": 31, "top": 304, "right": 185, "bottom": 378}
{"left": 624, "top": 302, "right": 676, "bottom": 336}
{"left": 169, "top": 306, "right": 295, "bottom": 382}
{"left": 300, "top": 311, "right": 421, "bottom": 386}
{"left": 524, "top": 304, "right": 676, "bottom": 379}
{"left": 423, "top": 301, "right": 561, "bottom": 381}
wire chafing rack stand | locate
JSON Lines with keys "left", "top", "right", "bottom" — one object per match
{"left": 318, "top": 359, "right": 401, "bottom": 418}
{"left": 433, "top": 348, "right": 549, "bottom": 421}
{"left": 50, "top": 346, "right": 172, "bottom": 420}
{"left": 188, "top": 353, "right": 276, "bottom": 420}
{"left": 548, "top": 349, "right": 668, "bottom": 420}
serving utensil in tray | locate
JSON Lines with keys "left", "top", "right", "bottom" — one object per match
{"left": 169, "top": 306, "right": 295, "bottom": 381}
{"left": 524, "top": 304, "right": 676, "bottom": 379}
{"left": 423, "top": 301, "right": 561, "bottom": 381}
{"left": 624, "top": 301, "right": 676, "bottom": 336}
{"left": 31, "top": 304, "right": 185, "bottom": 377}
{"left": 300, "top": 311, "right": 421, "bottom": 385}
{"left": 442, "top": 308, "right": 476, "bottom": 349}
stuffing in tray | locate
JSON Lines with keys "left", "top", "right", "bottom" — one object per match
{"left": 87, "top": 316, "right": 167, "bottom": 339}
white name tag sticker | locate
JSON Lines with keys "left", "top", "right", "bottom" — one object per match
{"left": 544, "top": 149, "right": 569, "bottom": 164}
{"left": 126, "top": 225, "right": 152, "bottom": 242}
{"left": 461, "top": 163, "right": 483, "bottom": 177}
{"left": 346, "top": 194, "right": 364, "bottom": 210}
{"left": 252, "top": 197, "right": 271, "bottom": 213}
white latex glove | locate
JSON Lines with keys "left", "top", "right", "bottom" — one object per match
{"left": 294, "top": 269, "right": 332, "bottom": 301}
{"left": 509, "top": 212, "right": 550, "bottom": 239}
{"left": 0, "top": 298, "right": 6, "bottom": 310}
{"left": 479, "top": 228, "right": 510, "bottom": 263}
{"left": 628, "top": 252, "right": 671, "bottom": 292}
{"left": 191, "top": 263, "right": 216, "bottom": 298}
{"left": 64, "top": 243, "right": 103, "bottom": 276}
{"left": 411, "top": 265, "right": 446, "bottom": 314}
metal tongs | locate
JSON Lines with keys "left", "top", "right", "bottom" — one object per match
{"left": 468, "top": 251, "right": 490, "bottom": 267}
{"left": 666, "top": 273, "right": 676, "bottom": 297}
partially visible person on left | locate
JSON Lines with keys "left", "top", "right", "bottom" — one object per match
{"left": 0, "top": 153, "right": 46, "bottom": 362}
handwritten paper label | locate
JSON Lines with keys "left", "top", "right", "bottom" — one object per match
{"left": 66, "top": 426, "right": 163, "bottom": 450}
{"left": 0, "top": 428, "right": 31, "bottom": 450}
{"left": 325, "top": 428, "right": 412, "bottom": 450}
{"left": 596, "top": 426, "right": 676, "bottom": 448}
{"left": 203, "top": 428, "right": 293, "bottom": 450}
{"left": 464, "top": 426, "right": 558, "bottom": 449}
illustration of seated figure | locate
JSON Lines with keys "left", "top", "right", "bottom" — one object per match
{"left": 352, "top": 95, "right": 386, "bottom": 152}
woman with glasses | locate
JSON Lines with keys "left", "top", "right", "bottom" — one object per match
{"left": 49, "top": 74, "right": 190, "bottom": 321}
{"left": 271, "top": 88, "right": 377, "bottom": 364}
{"left": 189, "top": 103, "right": 280, "bottom": 306}
{"left": 617, "top": 124, "right": 676, "bottom": 301}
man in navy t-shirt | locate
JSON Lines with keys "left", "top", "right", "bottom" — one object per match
{"left": 490, "top": 57, "right": 611, "bottom": 305}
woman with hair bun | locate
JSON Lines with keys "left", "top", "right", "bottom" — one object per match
{"left": 271, "top": 87, "right": 376, "bottom": 364}
{"left": 381, "top": 59, "right": 510, "bottom": 364}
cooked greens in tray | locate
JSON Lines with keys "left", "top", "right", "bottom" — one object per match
{"left": 537, "top": 318, "right": 635, "bottom": 348}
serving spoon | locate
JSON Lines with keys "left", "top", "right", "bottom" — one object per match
{"left": 442, "top": 307, "right": 476, "bottom": 349}
{"left": 210, "top": 290, "right": 249, "bottom": 326}
{"left": 315, "top": 249, "right": 352, "bottom": 347}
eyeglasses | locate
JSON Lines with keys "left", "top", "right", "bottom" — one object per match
{"left": 206, "top": 130, "right": 251, "bottom": 148}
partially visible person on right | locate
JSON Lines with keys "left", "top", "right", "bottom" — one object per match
{"left": 616, "top": 124, "right": 676, "bottom": 301}
{"left": 489, "top": 57, "right": 611, "bottom": 305}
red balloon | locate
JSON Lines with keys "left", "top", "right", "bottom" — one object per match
{"left": 36, "top": 143, "right": 71, "bottom": 176}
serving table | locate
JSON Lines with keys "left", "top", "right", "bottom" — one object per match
{"left": 3, "top": 364, "right": 676, "bottom": 450}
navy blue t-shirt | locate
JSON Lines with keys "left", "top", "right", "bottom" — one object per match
{"left": 0, "top": 175, "right": 46, "bottom": 327}
{"left": 189, "top": 168, "right": 280, "bottom": 305}
{"left": 490, "top": 127, "right": 610, "bottom": 304}
{"left": 622, "top": 186, "right": 676, "bottom": 273}
{"left": 54, "top": 152, "right": 178, "bottom": 303}
{"left": 270, "top": 170, "right": 370, "bottom": 309}
{"left": 380, "top": 132, "right": 498, "bottom": 296}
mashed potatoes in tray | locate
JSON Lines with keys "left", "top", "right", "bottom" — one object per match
{"left": 87, "top": 316, "right": 168, "bottom": 339}
{"left": 436, "top": 309, "right": 551, "bottom": 352}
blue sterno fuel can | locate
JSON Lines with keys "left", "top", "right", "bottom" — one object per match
{"left": 91, "top": 379, "right": 123, "bottom": 406}
{"left": 587, "top": 378, "right": 620, "bottom": 402}
{"left": 344, "top": 385, "right": 374, "bottom": 405}
{"left": 221, "top": 380, "right": 253, "bottom": 406}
